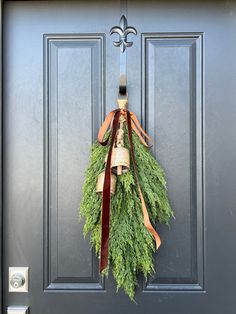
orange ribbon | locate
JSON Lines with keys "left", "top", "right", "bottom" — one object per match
{"left": 98, "top": 109, "right": 161, "bottom": 273}
{"left": 126, "top": 110, "right": 161, "bottom": 250}
{"left": 98, "top": 109, "right": 152, "bottom": 148}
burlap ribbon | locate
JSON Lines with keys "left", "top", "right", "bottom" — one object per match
{"left": 98, "top": 108, "right": 161, "bottom": 273}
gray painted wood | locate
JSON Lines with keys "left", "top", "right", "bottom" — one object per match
{"left": 2, "top": 0, "right": 236, "bottom": 313}
{"left": 143, "top": 34, "right": 203, "bottom": 289}
{"left": 44, "top": 34, "right": 104, "bottom": 289}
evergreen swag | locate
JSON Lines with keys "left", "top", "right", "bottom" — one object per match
{"left": 79, "top": 125, "right": 173, "bottom": 300}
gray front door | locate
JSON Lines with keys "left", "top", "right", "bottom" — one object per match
{"left": 3, "top": 1, "right": 236, "bottom": 313}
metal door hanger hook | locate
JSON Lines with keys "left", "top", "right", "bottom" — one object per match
{"left": 110, "top": 15, "right": 137, "bottom": 96}
{"left": 110, "top": 15, "right": 137, "bottom": 53}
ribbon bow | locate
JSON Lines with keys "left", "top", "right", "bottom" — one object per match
{"left": 98, "top": 108, "right": 161, "bottom": 273}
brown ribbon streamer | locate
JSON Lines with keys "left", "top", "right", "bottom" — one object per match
{"left": 98, "top": 109, "right": 161, "bottom": 273}
{"left": 99, "top": 110, "right": 121, "bottom": 272}
{"left": 126, "top": 110, "right": 161, "bottom": 250}
{"left": 98, "top": 109, "right": 151, "bottom": 148}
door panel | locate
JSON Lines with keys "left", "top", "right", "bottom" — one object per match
{"left": 143, "top": 33, "right": 203, "bottom": 289}
{"left": 3, "top": 1, "right": 236, "bottom": 313}
{"left": 45, "top": 34, "right": 104, "bottom": 290}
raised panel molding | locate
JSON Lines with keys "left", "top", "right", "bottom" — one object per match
{"left": 43, "top": 34, "right": 105, "bottom": 290}
{"left": 142, "top": 33, "right": 204, "bottom": 291}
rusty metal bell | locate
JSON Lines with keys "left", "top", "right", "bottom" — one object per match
{"left": 111, "top": 147, "right": 130, "bottom": 175}
{"left": 96, "top": 171, "right": 117, "bottom": 195}
{"left": 104, "top": 147, "right": 130, "bottom": 175}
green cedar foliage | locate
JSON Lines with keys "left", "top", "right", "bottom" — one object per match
{"left": 79, "top": 127, "right": 173, "bottom": 300}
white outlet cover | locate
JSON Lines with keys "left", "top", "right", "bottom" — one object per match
{"left": 9, "top": 267, "right": 29, "bottom": 292}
